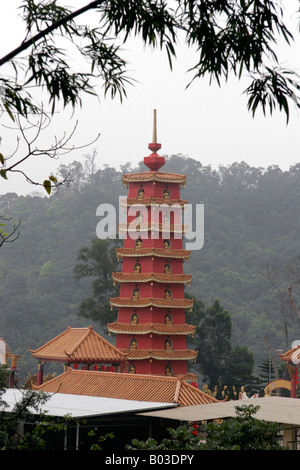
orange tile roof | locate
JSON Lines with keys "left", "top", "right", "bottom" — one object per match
{"left": 122, "top": 171, "right": 186, "bottom": 186}
{"left": 120, "top": 349, "right": 198, "bottom": 361}
{"left": 107, "top": 322, "right": 196, "bottom": 336}
{"left": 277, "top": 345, "right": 300, "bottom": 363}
{"left": 28, "top": 326, "right": 125, "bottom": 363}
{"left": 112, "top": 272, "right": 192, "bottom": 286}
{"left": 110, "top": 297, "right": 194, "bottom": 310}
{"left": 115, "top": 247, "right": 191, "bottom": 261}
{"left": 122, "top": 197, "right": 188, "bottom": 207}
{"left": 118, "top": 222, "right": 188, "bottom": 234}
{"left": 33, "top": 369, "right": 218, "bottom": 406}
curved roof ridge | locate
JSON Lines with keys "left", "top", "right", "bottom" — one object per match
{"left": 66, "top": 326, "right": 93, "bottom": 356}
{"left": 28, "top": 326, "right": 74, "bottom": 353}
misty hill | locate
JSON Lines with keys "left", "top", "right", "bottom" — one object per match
{"left": 1, "top": 154, "right": 300, "bottom": 379}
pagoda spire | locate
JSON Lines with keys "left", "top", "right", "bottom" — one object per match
{"left": 144, "top": 109, "right": 165, "bottom": 171}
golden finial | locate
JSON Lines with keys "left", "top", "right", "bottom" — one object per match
{"left": 152, "top": 109, "right": 157, "bottom": 144}
{"left": 145, "top": 109, "right": 164, "bottom": 170}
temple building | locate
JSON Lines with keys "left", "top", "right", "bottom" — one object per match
{"left": 108, "top": 110, "right": 197, "bottom": 377}
{"left": 28, "top": 326, "right": 126, "bottom": 385}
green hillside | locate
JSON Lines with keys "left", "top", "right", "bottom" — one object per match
{"left": 1, "top": 155, "right": 300, "bottom": 380}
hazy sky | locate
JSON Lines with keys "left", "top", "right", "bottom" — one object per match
{"left": 1, "top": 1, "right": 300, "bottom": 195}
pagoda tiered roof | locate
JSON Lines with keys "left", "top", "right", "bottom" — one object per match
{"left": 122, "top": 171, "right": 186, "bottom": 186}
{"left": 112, "top": 272, "right": 192, "bottom": 286}
{"left": 122, "top": 197, "right": 188, "bottom": 207}
{"left": 110, "top": 297, "right": 194, "bottom": 310}
{"left": 118, "top": 222, "right": 188, "bottom": 234}
{"left": 33, "top": 368, "right": 217, "bottom": 406}
{"left": 115, "top": 247, "right": 191, "bottom": 261}
{"left": 120, "top": 349, "right": 198, "bottom": 361}
{"left": 28, "top": 326, "right": 125, "bottom": 363}
{"left": 107, "top": 322, "right": 196, "bottom": 336}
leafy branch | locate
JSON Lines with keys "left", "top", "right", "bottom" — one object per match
{"left": 0, "top": 110, "right": 100, "bottom": 194}
{"left": 0, "top": 216, "right": 21, "bottom": 247}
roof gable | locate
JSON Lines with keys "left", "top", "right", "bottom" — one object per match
{"left": 29, "top": 326, "right": 125, "bottom": 363}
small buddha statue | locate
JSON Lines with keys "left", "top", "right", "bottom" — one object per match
{"left": 163, "top": 240, "right": 170, "bottom": 249}
{"left": 164, "top": 264, "right": 171, "bottom": 274}
{"left": 165, "top": 365, "right": 172, "bottom": 376}
{"left": 163, "top": 189, "right": 170, "bottom": 200}
{"left": 164, "top": 339, "right": 172, "bottom": 351}
{"left": 132, "top": 289, "right": 139, "bottom": 300}
{"left": 164, "top": 314, "right": 172, "bottom": 324}
{"left": 164, "top": 289, "right": 171, "bottom": 299}
{"left": 137, "top": 189, "right": 144, "bottom": 199}
{"left": 239, "top": 386, "right": 248, "bottom": 400}
{"left": 136, "top": 238, "right": 142, "bottom": 249}
{"left": 128, "top": 364, "right": 136, "bottom": 374}
{"left": 134, "top": 263, "right": 141, "bottom": 273}
{"left": 130, "top": 338, "right": 137, "bottom": 350}
{"left": 130, "top": 313, "right": 139, "bottom": 325}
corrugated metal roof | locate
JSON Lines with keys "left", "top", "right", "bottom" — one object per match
{"left": 139, "top": 396, "right": 300, "bottom": 426}
{"left": 1, "top": 388, "right": 177, "bottom": 418}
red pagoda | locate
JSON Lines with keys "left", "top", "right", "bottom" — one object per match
{"left": 108, "top": 110, "right": 197, "bottom": 377}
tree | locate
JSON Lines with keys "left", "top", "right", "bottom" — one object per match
{"left": 0, "top": 388, "right": 69, "bottom": 450}
{"left": 264, "top": 258, "right": 300, "bottom": 347}
{"left": 204, "top": 404, "right": 287, "bottom": 450}
{"left": 126, "top": 405, "right": 287, "bottom": 450}
{"left": 196, "top": 300, "right": 254, "bottom": 390}
{"left": 1, "top": 1, "right": 300, "bottom": 190}
{"left": 196, "top": 300, "right": 233, "bottom": 388}
{"left": 73, "top": 237, "right": 121, "bottom": 326}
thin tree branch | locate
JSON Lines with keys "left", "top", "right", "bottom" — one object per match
{"left": 0, "top": 1, "right": 103, "bottom": 67}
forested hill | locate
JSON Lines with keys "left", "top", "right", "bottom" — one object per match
{"left": 1, "top": 154, "right": 300, "bottom": 377}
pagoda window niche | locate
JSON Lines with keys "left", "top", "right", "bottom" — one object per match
{"left": 164, "top": 263, "right": 171, "bottom": 274}
{"left": 132, "top": 288, "right": 140, "bottom": 300}
{"left": 164, "top": 313, "right": 172, "bottom": 325}
{"left": 128, "top": 364, "right": 136, "bottom": 374}
{"left": 129, "top": 338, "right": 137, "bottom": 350}
{"left": 136, "top": 238, "right": 143, "bottom": 249}
{"left": 163, "top": 189, "right": 170, "bottom": 200}
{"left": 165, "top": 365, "right": 173, "bottom": 376}
{"left": 164, "top": 339, "right": 173, "bottom": 351}
{"left": 137, "top": 188, "right": 144, "bottom": 199}
{"left": 130, "top": 313, "right": 139, "bottom": 325}
{"left": 134, "top": 263, "right": 141, "bottom": 273}
{"left": 164, "top": 289, "right": 172, "bottom": 299}
{"left": 163, "top": 239, "right": 170, "bottom": 249}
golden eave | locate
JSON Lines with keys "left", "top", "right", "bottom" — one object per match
{"left": 115, "top": 247, "right": 191, "bottom": 261}
{"left": 121, "top": 348, "right": 198, "bottom": 361}
{"left": 122, "top": 171, "right": 186, "bottom": 186}
{"left": 118, "top": 222, "right": 188, "bottom": 234}
{"left": 112, "top": 272, "right": 192, "bottom": 286}
{"left": 110, "top": 297, "right": 194, "bottom": 310}
{"left": 107, "top": 322, "right": 196, "bottom": 336}
{"left": 116, "top": 248, "right": 191, "bottom": 261}
{"left": 121, "top": 197, "right": 188, "bottom": 207}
